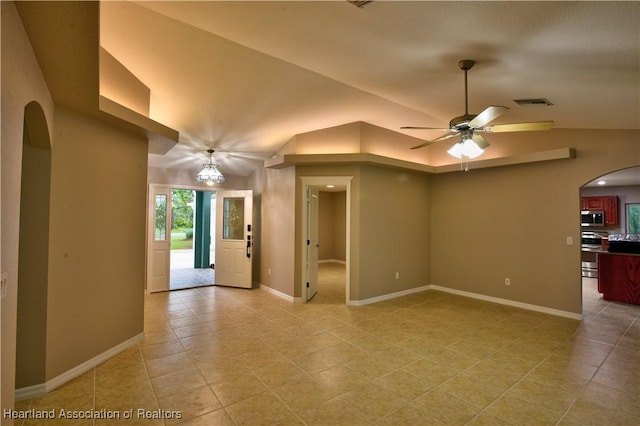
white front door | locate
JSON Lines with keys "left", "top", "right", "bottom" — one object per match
{"left": 306, "top": 188, "right": 319, "bottom": 300}
{"left": 215, "top": 190, "right": 253, "bottom": 288}
{"left": 147, "top": 185, "right": 171, "bottom": 293}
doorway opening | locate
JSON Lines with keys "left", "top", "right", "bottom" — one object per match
{"left": 301, "top": 176, "right": 352, "bottom": 304}
{"left": 579, "top": 166, "right": 640, "bottom": 316}
{"left": 147, "top": 186, "right": 254, "bottom": 292}
{"left": 169, "top": 189, "right": 216, "bottom": 290}
{"left": 313, "top": 190, "right": 348, "bottom": 304}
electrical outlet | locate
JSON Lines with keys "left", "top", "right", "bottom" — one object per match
{"left": 395, "top": 272, "right": 400, "bottom": 279}
{"left": 505, "top": 277, "right": 511, "bottom": 286}
{"left": 566, "top": 236, "right": 574, "bottom": 245}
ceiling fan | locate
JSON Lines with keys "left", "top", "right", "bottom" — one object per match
{"left": 402, "top": 59, "right": 555, "bottom": 158}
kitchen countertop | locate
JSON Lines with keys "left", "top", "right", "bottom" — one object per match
{"left": 581, "top": 248, "right": 640, "bottom": 257}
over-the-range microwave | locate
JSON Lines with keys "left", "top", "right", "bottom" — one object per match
{"left": 581, "top": 210, "right": 605, "bottom": 227}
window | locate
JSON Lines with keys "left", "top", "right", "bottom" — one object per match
{"left": 154, "top": 194, "right": 167, "bottom": 241}
{"left": 223, "top": 197, "right": 244, "bottom": 240}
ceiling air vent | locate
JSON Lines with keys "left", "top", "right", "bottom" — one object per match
{"left": 347, "top": 1, "right": 374, "bottom": 8}
{"left": 513, "top": 98, "right": 554, "bottom": 107}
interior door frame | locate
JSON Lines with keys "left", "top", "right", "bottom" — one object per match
{"left": 300, "top": 176, "right": 353, "bottom": 304}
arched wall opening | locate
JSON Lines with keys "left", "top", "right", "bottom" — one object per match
{"left": 579, "top": 165, "right": 640, "bottom": 309}
{"left": 16, "top": 101, "right": 52, "bottom": 388}
{"left": 580, "top": 166, "right": 640, "bottom": 231}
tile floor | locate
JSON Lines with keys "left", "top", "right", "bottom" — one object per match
{"left": 170, "top": 249, "right": 214, "bottom": 291}
{"left": 13, "top": 263, "right": 640, "bottom": 425}
{"left": 170, "top": 267, "right": 215, "bottom": 291}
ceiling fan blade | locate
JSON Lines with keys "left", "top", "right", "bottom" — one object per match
{"left": 472, "top": 133, "right": 490, "bottom": 149}
{"left": 410, "top": 132, "right": 459, "bottom": 150}
{"left": 482, "top": 120, "right": 555, "bottom": 133}
{"left": 468, "top": 105, "right": 509, "bottom": 128}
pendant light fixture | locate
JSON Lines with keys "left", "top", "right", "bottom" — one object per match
{"left": 196, "top": 149, "right": 225, "bottom": 185}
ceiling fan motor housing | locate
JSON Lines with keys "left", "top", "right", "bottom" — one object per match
{"left": 450, "top": 114, "right": 476, "bottom": 130}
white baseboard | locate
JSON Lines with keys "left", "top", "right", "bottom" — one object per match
{"left": 430, "top": 285, "right": 582, "bottom": 320}
{"left": 15, "top": 332, "right": 145, "bottom": 401}
{"left": 348, "top": 285, "right": 430, "bottom": 306}
{"left": 345, "top": 283, "right": 582, "bottom": 320}
{"left": 260, "top": 284, "right": 295, "bottom": 302}
{"left": 14, "top": 383, "right": 46, "bottom": 401}
{"left": 258, "top": 280, "right": 582, "bottom": 320}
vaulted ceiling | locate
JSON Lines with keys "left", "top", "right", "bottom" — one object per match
{"left": 36, "top": 1, "right": 640, "bottom": 176}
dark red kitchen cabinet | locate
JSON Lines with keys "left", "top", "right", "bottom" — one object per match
{"left": 581, "top": 196, "right": 618, "bottom": 226}
{"left": 582, "top": 197, "right": 605, "bottom": 210}
{"left": 603, "top": 196, "right": 618, "bottom": 226}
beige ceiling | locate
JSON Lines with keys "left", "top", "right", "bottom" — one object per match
{"left": 98, "top": 1, "right": 639, "bottom": 177}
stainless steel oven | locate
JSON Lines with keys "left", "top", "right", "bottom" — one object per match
{"left": 581, "top": 232, "right": 603, "bottom": 278}
{"left": 581, "top": 232, "right": 603, "bottom": 249}
{"left": 581, "top": 210, "right": 605, "bottom": 227}
{"left": 581, "top": 251, "right": 598, "bottom": 278}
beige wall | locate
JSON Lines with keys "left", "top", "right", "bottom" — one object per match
{"left": 357, "top": 165, "right": 431, "bottom": 299}
{"left": 1, "top": 1, "right": 55, "bottom": 414}
{"left": 258, "top": 166, "right": 296, "bottom": 296}
{"left": 332, "top": 192, "right": 347, "bottom": 261}
{"left": 318, "top": 191, "right": 346, "bottom": 261}
{"left": 430, "top": 129, "right": 639, "bottom": 314}
{"left": 2, "top": 1, "right": 149, "bottom": 414}
{"left": 46, "top": 106, "right": 147, "bottom": 379}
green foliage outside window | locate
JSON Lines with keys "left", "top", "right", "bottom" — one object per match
{"left": 627, "top": 204, "right": 640, "bottom": 233}
{"left": 172, "top": 189, "right": 194, "bottom": 230}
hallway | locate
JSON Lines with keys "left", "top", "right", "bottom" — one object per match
{"left": 309, "top": 261, "right": 347, "bottom": 305}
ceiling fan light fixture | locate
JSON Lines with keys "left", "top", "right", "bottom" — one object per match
{"left": 196, "top": 149, "right": 225, "bottom": 185}
{"left": 447, "top": 138, "right": 484, "bottom": 159}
